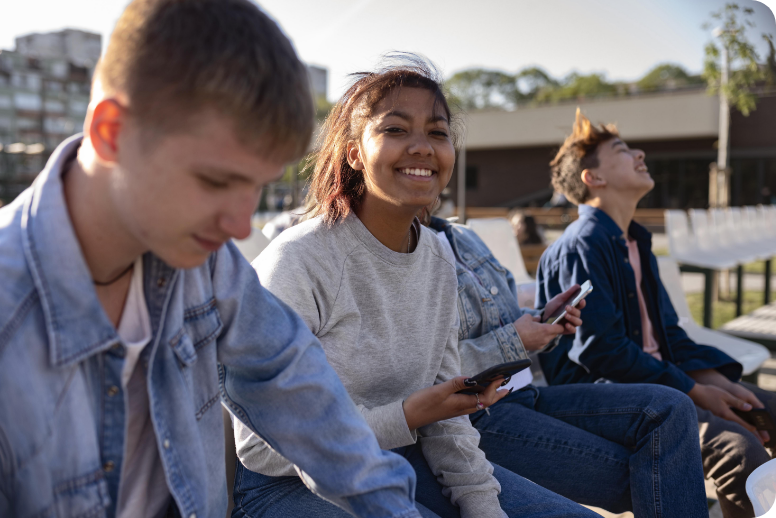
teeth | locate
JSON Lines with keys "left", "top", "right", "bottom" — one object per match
{"left": 399, "top": 168, "right": 433, "bottom": 177}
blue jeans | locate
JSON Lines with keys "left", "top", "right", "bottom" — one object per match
{"left": 232, "top": 444, "right": 599, "bottom": 518}
{"left": 470, "top": 383, "right": 708, "bottom": 517}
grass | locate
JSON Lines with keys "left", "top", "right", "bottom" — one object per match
{"left": 686, "top": 290, "right": 765, "bottom": 329}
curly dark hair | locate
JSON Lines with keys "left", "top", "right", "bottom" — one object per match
{"left": 550, "top": 108, "right": 619, "bottom": 205}
{"left": 305, "top": 53, "right": 460, "bottom": 224}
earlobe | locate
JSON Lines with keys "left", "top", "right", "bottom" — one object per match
{"left": 89, "top": 99, "right": 125, "bottom": 164}
{"left": 346, "top": 141, "right": 364, "bottom": 171}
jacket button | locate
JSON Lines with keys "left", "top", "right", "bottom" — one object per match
{"left": 163, "top": 439, "right": 171, "bottom": 449}
{"left": 157, "top": 277, "right": 167, "bottom": 288}
{"left": 103, "top": 461, "right": 115, "bottom": 472}
{"left": 623, "top": 258, "right": 629, "bottom": 264}
{"left": 634, "top": 330, "right": 640, "bottom": 335}
{"left": 628, "top": 292, "right": 635, "bottom": 298}
{"left": 490, "top": 286, "right": 499, "bottom": 295}
{"left": 189, "top": 514, "right": 197, "bottom": 518}
{"left": 107, "top": 386, "right": 119, "bottom": 397}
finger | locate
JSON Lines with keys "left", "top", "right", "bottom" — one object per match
{"left": 576, "top": 299, "right": 586, "bottom": 310}
{"left": 532, "top": 315, "right": 542, "bottom": 322}
{"left": 565, "top": 306, "right": 582, "bottom": 318}
{"left": 561, "top": 284, "right": 581, "bottom": 299}
{"left": 547, "top": 323, "right": 565, "bottom": 335}
{"left": 760, "top": 430, "right": 770, "bottom": 444}
{"left": 563, "top": 322, "right": 576, "bottom": 335}
{"left": 480, "top": 377, "right": 506, "bottom": 405}
{"left": 449, "top": 376, "right": 475, "bottom": 395}
{"left": 726, "top": 394, "right": 753, "bottom": 412}
{"left": 563, "top": 313, "right": 583, "bottom": 327}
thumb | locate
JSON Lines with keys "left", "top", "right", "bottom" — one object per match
{"left": 532, "top": 315, "right": 542, "bottom": 322}
{"left": 448, "top": 375, "right": 473, "bottom": 394}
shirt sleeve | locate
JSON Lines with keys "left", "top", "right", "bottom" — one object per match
{"left": 214, "top": 242, "right": 420, "bottom": 518}
{"left": 542, "top": 246, "right": 696, "bottom": 394}
{"left": 419, "top": 319, "right": 505, "bottom": 518}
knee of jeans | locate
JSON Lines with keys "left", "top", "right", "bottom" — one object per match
{"left": 727, "top": 432, "right": 771, "bottom": 475}
{"left": 643, "top": 385, "right": 695, "bottom": 424}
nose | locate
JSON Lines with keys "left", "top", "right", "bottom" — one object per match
{"left": 633, "top": 148, "right": 645, "bottom": 161}
{"left": 407, "top": 131, "right": 433, "bottom": 156}
{"left": 218, "top": 194, "right": 258, "bottom": 241}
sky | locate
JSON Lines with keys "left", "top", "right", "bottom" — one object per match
{"left": 1, "top": 0, "right": 775, "bottom": 101}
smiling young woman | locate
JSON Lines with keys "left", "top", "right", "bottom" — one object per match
{"left": 230, "top": 56, "right": 600, "bottom": 518}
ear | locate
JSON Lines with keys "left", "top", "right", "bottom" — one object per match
{"left": 346, "top": 141, "right": 364, "bottom": 171}
{"left": 87, "top": 99, "right": 126, "bottom": 164}
{"left": 580, "top": 168, "right": 606, "bottom": 189}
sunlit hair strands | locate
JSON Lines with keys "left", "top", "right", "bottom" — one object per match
{"left": 305, "top": 54, "right": 461, "bottom": 224}
{"left": 550, "top": 108, "right": 619, "bottom": 205}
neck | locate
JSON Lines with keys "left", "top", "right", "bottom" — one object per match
{"left": 354, "top": 194, "right": 418, "bottom": 253}
{"left": 585, "top": 194, "right": 638, "bottom": 236}
{"left": 63, "top": 144, "right": 147, "bottom": 283}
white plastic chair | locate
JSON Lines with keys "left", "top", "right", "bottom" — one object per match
{"left": 232, "top": 228, "right": 270, "bottom": 263}
{"left": 688, "top": 209, "right": 744, "bottom": 264}
{"left": 466, "top": 217, "right": 537, "bottom": 307}
{"left": 747, "top": 458, "right": 776, "bottom": 516}
{"left": 665, "top": 210, "right": 736, "bottom": 269}
{"left": 657, "top": 257, "right": 769, "bottom": 375}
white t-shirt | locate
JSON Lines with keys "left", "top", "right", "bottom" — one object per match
{"left": 115, "top": 258, "right": 171, "bottom": 518}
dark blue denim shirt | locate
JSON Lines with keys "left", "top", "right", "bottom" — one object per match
{"left": 535, "top": 204, "right": 741, "bottom": 393}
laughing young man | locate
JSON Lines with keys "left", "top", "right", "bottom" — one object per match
{"left": 536, "top": 109, "right": 775, "bottom": 518}
{"left": 0, "top": 1, "right": 422, "bottom": 517}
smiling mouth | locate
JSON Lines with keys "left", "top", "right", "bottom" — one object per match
{"left": 398, "top": 167, "right": 435, "bottom": 177}
{"left": 194, "top": 235, "right": 225, "bottom": 252}
{"left": 636, "top": 166, "right": 650, "bottom": 174}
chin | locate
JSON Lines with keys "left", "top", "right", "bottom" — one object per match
{"left": 157, "top": 247, "right": 213, "bottom": 270}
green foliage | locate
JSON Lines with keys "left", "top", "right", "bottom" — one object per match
{"left": 637, "top": 63, "right": 704, "bottom": 92}
{"left": 535, "top": 72, "right": 618, "bottom": 103}
{"left": 447, "top": 68, "right": 519, "bottom": 110}
{"left": 702, "top": 2, "right": 769, "bottom": 116}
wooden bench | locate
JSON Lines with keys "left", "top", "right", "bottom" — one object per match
{"left": 721, "top": 301, "right": 776, "bottom": 350}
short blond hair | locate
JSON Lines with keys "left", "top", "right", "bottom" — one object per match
{"left": 550, "top": 108, "right": 619, "bottom": 204}
{"left": 98, "top": 0, "right": 313, "bottom": 160}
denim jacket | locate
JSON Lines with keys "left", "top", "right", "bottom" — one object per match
{"left": 429, "top": 218, "right": 534, "bottom": 377}
{"left": 0, "top": 136, "right": 421, "bottom": 518}
{"left": 535, "top": 204, "right": 741, "bottom": 393}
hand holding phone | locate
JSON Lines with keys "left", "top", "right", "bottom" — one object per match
{"left": 542, "top": 281, "right": 593, "bottom": 326}
{"left": 457, "top": 359, "right": 532, "bottom": 394}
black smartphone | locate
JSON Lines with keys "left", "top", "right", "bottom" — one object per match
{"left": 732, "top": 408, "right": 776, "bottom": 431}
{"left": 457, "top": 359, "right": 532, "bottom": 394}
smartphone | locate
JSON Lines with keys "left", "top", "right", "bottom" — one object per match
{"left": 457, "top": 358, "right": 532, "bottom": 394}
{"left": 732, "top": 408, "right": 776, "bottom": 431}
{"left": 543, "top": 280, "right": 593, "bottom": 325}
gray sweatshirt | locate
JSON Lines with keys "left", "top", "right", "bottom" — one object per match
{"left": 233, "top": 213, "right": 503, "bottom": 518}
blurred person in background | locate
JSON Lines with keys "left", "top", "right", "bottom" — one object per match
{"left": 0, "top": 1, "right": 423, "bottom": 517}
{"left": 537, "top": 108, "right": 776, "bottom": 518}
{"left": 510, "top": 212, "right": 545, "bottom": 246}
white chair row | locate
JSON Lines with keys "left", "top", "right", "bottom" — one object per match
{"left": 665, "top": 205, "right": 776, "bottom": 269}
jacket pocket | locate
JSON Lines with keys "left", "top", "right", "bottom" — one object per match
{"left": 170, "top": 298, "right": 224, "bottom": 419}
{"left": 53, "top": 469, "right": 110, "bottom": 518}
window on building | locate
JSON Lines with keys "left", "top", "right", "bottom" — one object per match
{"left": 45, "top": 81, "right": 63, "bottom": 93}
{"left": 44, "top": 99, "right": 64, "bottom": 113}
{"left": 465, "top": 166, "right": 479, "bottom": 190}
{"left": 14, "top": 92, "right": 42, "bottom": 111}
{"left": 17, "top": 117, "right": 39, "bottom": 130}
{"left": 0, "top": 95, "right": 11, "bottom": 109}
{"left": 51, "top": 61, "right": 68, "bottom": 78}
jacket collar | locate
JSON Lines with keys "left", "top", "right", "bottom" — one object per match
{"left": 21, "top": 135, "right": 122, "bottom": 368}
{"left": 577, "top": 204, "right": 652, "bottom": 248}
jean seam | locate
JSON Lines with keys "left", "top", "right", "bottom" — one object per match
{"left": 545, "top": 407, "right": 664, "bottom": 425}
{"left": 478, "top": 429, "right": 629, "bottom": 466}
{"left": 652, "top": 427, "right": 662, "bottom": 518}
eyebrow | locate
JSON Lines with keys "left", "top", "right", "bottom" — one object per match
{"left": 384, "top": 110, "right": 449, "bottom": 124}
{"left": 611, "top": 139, "right": 627, "bottom": 148}
{"left": 194, "top": 167, "right": 255, "bottom": 184}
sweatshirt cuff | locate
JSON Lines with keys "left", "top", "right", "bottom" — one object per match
{"left": 362, "top": 400, "right": 418, "bottom": 450}
{"left": 493, "top": 323, "right": 530, "bottom": 362}
{"left": 456, "top": 490, "right": 505, "bottom": 518}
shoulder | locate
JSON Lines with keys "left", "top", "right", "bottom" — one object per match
{"left": 543, "top": 216, "right": 611, "bottom": 263}
{"left": 418, "top": 225, "right": 455, "bottom": 271}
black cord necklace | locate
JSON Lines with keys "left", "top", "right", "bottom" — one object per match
{"left": 93, "top": 263, "right": 134, "bottom": 286}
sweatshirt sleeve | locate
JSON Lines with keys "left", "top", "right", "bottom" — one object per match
{"left": 419, "top": 320, "right": 505, "bottom": 518}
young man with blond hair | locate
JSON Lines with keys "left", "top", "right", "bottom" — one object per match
{"left": 536, "top": 108, "right": 775, "bottom": 518}
{"left": 0, "top": 1, "right": 422, "bottom": 517}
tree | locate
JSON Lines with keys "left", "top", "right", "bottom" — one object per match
{"left": 702, "top": 3, "right": 768, "bottom": 116}
{"left": 535, "top": 72, "right": 618, "bottom": 103}
{"left": 447, "top": 68, "right": 517, "bottom": 110}
{"left": 636, "top": 64, "right": 704, "bottom": 92}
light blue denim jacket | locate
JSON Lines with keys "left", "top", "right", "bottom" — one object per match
{"left": 0, "top": 136, "right": 421, "bottom": 518}
{"left": 429, "top": 217, "right": 537, "bottom": 377}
